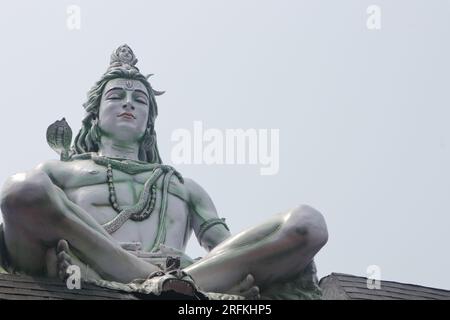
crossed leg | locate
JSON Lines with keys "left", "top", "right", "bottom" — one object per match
{"left": 1, "top": 169, "right": 328, "bottom": 295}
{"left": 0, "top": 169, "right": 159, "bottom": 283}
{"left": 184, "top": 205, "right": 328, "bottom": 293}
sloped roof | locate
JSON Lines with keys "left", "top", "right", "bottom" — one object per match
{"left": 0, "top": 272, "right": 206, "bottom": 300}
{"left": 0, "top": 273, "right": 137, "bottom": 300}
{"left": 1, "top": 271, "right": 450, "bottom": 300}
{"left": 319, "top": 273, "right": 450, "bottom": 300}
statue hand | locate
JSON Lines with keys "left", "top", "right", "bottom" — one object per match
{"left": 158, "top": 244, "right": 196, "bottom": 268}
{"left": 226, "top": 274, "right": 260, "bottom": 300}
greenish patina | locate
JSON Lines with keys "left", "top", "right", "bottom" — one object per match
{"left": 0, "top": 45, "right": 328, "bottom": 299}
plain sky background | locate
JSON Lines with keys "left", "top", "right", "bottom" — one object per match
{"left": 0, "top": 0, "right": 449, "bottom": 290}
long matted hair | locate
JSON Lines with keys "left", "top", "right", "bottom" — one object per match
{"left": 71, "top": 45, "right": 163, "bottom": 164}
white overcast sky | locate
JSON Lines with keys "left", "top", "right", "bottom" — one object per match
{"left": 0, "top": 0, "right": 449, "bottom": 290}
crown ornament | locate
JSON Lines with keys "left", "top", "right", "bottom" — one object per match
{"left": 110, "top": 44, "right": 139, "bottom": 70}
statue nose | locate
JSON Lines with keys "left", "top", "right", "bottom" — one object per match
{"left": 122, "top": 102, "right": 135, "bottom": 111}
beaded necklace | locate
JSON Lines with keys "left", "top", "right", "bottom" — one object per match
{"left": 106, "top": 162, "right": 157, "bottom": 221}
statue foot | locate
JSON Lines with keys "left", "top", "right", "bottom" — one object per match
{"left": 56, "top": 239, "right": 102, "bottom": 282}
{"left": 226, "top": 274, "right": 260, "bottom": 300}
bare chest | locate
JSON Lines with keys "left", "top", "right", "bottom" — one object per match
{"left": 62, "top": 162, "right": 191, "bottom": 251}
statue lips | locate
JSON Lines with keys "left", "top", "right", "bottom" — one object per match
{"left": 117, "top": 112, "right": 136, "bottom": 120}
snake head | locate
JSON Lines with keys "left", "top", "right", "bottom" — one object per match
{"left": 46, "top": 118, "right": 73, "bottom": 161}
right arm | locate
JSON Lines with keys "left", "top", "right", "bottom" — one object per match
{"left": 36, "top": 159, "right": 70, "bottom": 189}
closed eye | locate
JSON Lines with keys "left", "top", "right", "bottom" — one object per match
{"left": 135, "top": 97, "right": 148, "bottom": 104}
{"left": 105, "top": 88, "right": 126, "bottom": 100}
{"left": 107, "top": 94, "right": 123, "bottom": 100}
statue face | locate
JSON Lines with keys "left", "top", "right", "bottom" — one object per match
{"left": 98, "top": 78, "right": 150, "bottom": 144}
{"left": 118, "top": 46, "right": 133, "bottom": 64}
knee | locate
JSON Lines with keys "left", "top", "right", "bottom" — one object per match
{"left": 284, "top": 204, "right": 328, "bottom": 249}
{"left": 1, "top": 169, "right": 54, "bottom": 218}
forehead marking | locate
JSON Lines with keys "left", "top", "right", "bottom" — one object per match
{"left": 125, "top": 80, "right": 133, "bottom": 89}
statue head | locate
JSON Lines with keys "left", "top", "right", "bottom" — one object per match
{"left": 72, "top": 44, "right": 163, "bottom": 163}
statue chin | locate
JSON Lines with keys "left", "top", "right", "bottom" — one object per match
{"left": 0, "top": 44, "right": 328, "bottom": 300}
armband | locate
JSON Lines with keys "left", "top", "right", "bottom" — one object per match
{"left": 197, "top": 218, "right": 230, "bottom": 244}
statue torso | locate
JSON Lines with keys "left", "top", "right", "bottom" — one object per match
{"left": 47, "top": 159, "right": 192, "bottom": 253}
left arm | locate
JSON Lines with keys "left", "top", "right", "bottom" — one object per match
{"left": 185, "top": 178, "right": 231, "bottom": 251}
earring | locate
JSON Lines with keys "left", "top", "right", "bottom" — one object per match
{"left": 90, "top": 118, "right": 101, "bottom": 142}
{"left": 142, "top": 127, "right": 154, "bottom": 149}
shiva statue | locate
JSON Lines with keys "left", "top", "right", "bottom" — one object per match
{"left": 0, "top": 45, "right": 328, "bottom": 299}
